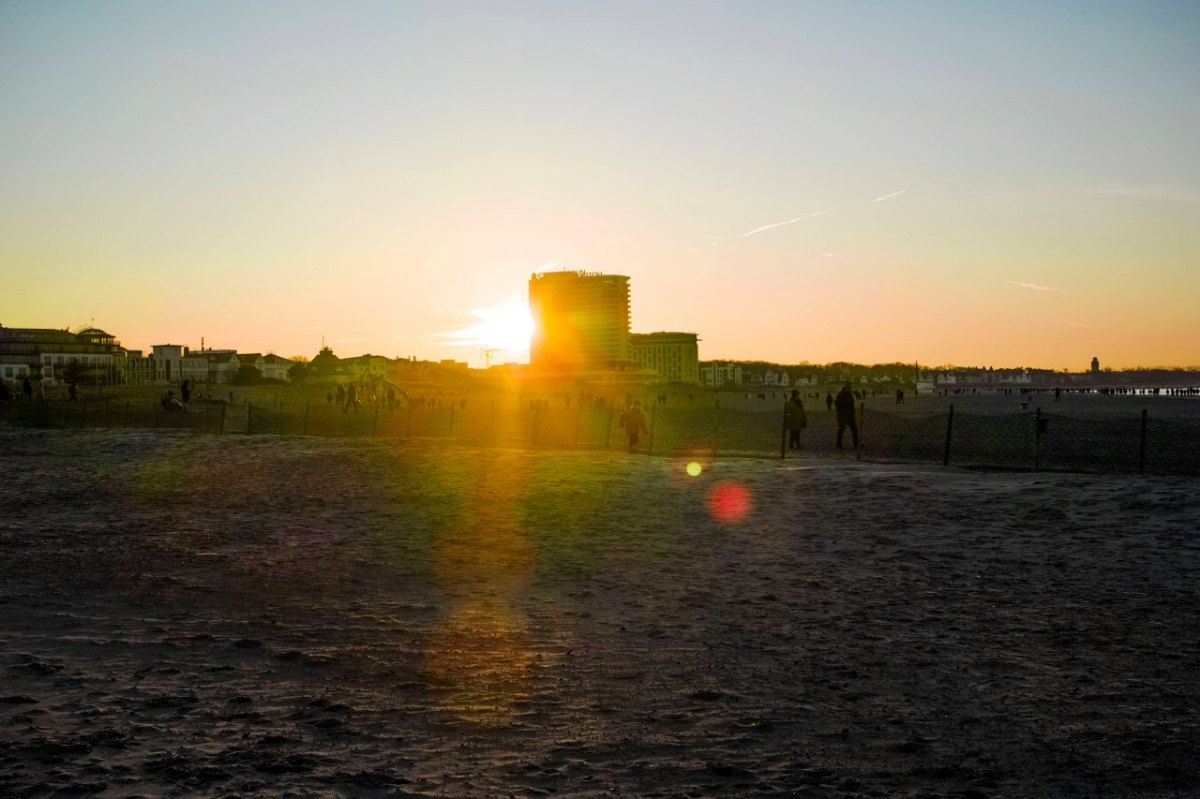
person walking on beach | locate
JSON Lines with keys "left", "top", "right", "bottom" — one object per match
{"left": 620, "top": 400, "right": 649, "bottom": 453}
{"left": 835, "top": 382, "right": 859, "bottom": 449}
{"left": 785, "top": 389, "right": 807, "bottom": 451}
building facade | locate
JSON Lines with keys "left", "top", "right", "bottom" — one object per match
{"left": 700, "top": 362, "right": 743, "bottom": 387}
{"left": 151, "top": 344, "right": 186, "bottom": 383}
{"left": 629, "top": 332, "right": 699, "bottom": 384}
{"left": 0, "top": 325, "right": 126, "bottom": 388}
{"left": 181, "top": 349, "right": 239, "bottom": 384}
{"left": 260, "top": 354, "right": 292, "bottom": 381}
{"left": 529, "top": 271, "right": 632, "bottom": 373}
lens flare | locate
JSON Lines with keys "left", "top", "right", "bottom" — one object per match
{"left": 686, "top": 461, "right": 702, "bottom": 477}
{"left": 708, "top": 481, "right": 752, "bottom": 523}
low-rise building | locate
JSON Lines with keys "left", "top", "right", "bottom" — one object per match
{"left": 181, "top": 349, "right": 239, "bottom": 384}
{"left": 0, "top": 325, "right": 126, "bottom": 388}
{"left": 630, "top": 332, "right": 700, "bottom": 384}
{"left": 261, "top": 354, "right": 292, "bottom": 381}
{"left": 701, "top": 362, "right": 743, "bottom": 387}
{"left": 151, "top": 344, "right": 185, "bottom": 383}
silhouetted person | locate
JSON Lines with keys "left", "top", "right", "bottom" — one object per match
{"left": 68, "top": 382, "right": 77, "bottom": 402}
{"left": 335, "top": 382, "right": 346, "bottom": 407}
{"left": 180, "top": 379, "right": 190, "bottom": 411}
{"left": 620, "top": 400, "right": 649, "bottom": 453}
{"left": 344, "top": 383, "right": 358, "bottom": 414}
{"left": 22, "top": 376, "right": 33, "bottom": 401}
{"left": 895, "top": 388, "right": 903, "bottom": 404}
{"left": 326, "top": 391, "right": 333, "bottom": 406}
{"left": 835, "top": 382, "right": 858, "bottom": 449}
{"left": 1054, "top": 387, "right": 1062, "bottom": 402}
{"left": 785, "top": 389, "right": 807, "bottom": 451}
{"left": 825, "top": 392, "right": 833, "bottom": 412}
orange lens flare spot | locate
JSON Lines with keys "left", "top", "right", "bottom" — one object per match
{"left": 707, "top": 481, "right": 752, "bottom": 523}
{"left": 686, "top": 461, "right": 702, "bottom": 477}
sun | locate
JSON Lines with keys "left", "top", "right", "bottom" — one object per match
{"left": 444, "top": 298, "right": 534, "bottom": 363}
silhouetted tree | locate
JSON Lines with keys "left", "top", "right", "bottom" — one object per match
{"left": 232, "top": 364, "right": 263, "bottom": 385}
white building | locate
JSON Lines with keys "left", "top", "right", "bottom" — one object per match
{"left": 151, "top": 344, "right": 185, "bottom": 383}
{"left": 181, "top": 350, "right": 239, "bottom": 384}
{"left": 701, "top": 363, "right": 743, "bottom": 387}
{"left": 261, "top": 354, "right": 292, "bottom": 381}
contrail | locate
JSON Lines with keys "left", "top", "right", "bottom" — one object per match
{"left": 1006, "top": 280, "right": 1058, "bottom": 292}
{"left": 738, "top": 210, "right": 827, "bottom": 239}
{"left": 873, "top": 190, "right": 907, "bottom": 203}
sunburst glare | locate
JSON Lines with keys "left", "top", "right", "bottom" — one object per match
{"left": 442, "top": 298, "right": 534, "bottom": 364}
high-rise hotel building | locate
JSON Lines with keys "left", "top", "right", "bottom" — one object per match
{"left": 529, "top": 271, "right": 632, "bottom": 373}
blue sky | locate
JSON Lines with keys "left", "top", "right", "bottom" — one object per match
{"left": 3, "top": 1, "right": 1198, "bottom": 367}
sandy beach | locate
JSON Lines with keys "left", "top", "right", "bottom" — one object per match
{"left": 1, "top": 428, "right": 1198, "bottom": 797}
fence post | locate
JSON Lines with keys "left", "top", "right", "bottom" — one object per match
{"left": 1034, "top": 406, "right": 1042, "bottom": 472}
{"left": 1139, "top": 408, "right": 1148, "bottom": 475}
{"left": 780, "top": 399, "right": 788, "bottom": 459}
{"left": 712, "top": 397, "right": 720, "bottom": 460}
{"left": 856, "top": 401, "right": 864, "bottom": 462}
{"left": 303, "top": 403, "right": 310, "bottom": 436}
{"left": 943, "top": 404, "right": 955, "bottom": 466}
{"left": 648, "top": 403, "right": 657, "bottom": 456}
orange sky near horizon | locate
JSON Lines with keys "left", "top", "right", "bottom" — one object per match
{"left": 2, "top": 3, "right": 1198, "bottom": 371}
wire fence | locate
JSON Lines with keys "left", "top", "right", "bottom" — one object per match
{"left": 2, "top": 397, "right": 1197, "bottom": 476}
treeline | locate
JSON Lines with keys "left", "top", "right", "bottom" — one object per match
{"left": 706, "top": 360, "right": 920, "bottom": 384}
{"left": 701, "top": 360, "right": 1200, "bottom": 385}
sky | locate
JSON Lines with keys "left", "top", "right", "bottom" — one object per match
{"left": 2, "top": 1, "right": 1198, "bottom": 370}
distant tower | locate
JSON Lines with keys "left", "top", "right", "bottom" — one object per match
{"left": 528, "top": 270, "right": 631, "bottom": 373}
{"left": 1091, "top": 356, "right": 1100, "bottom": 375}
